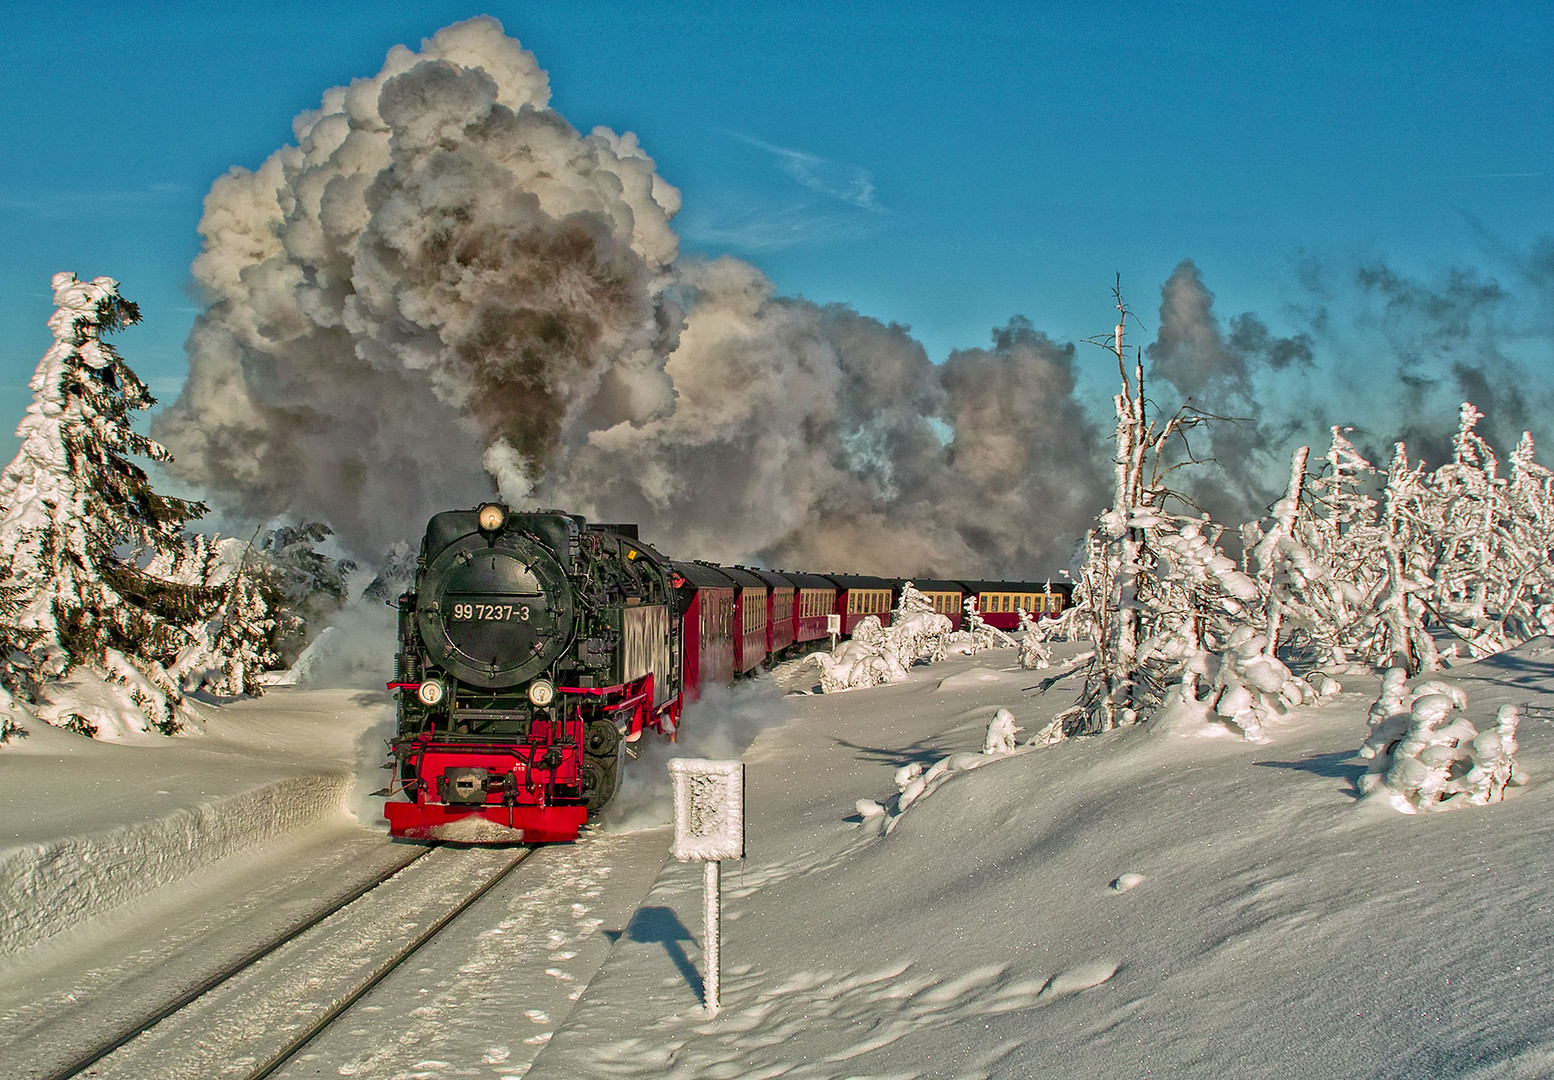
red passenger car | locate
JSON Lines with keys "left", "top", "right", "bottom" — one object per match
{"left": 955, "top": 580, "right": 1073, "bottom": 632}
{"left": 744, "top": 568, "right": 796, "bottom": 658}
{"left": 822, "top": 574, "right": 895, "bottom": 637}
{"left": 672, "top": 561, "right": 736, "bottom": 700}
{"left": 785, "top": 571, "right": 838, "bottom": 649}
{"left": 717, "top": 565, "right": 770, "bottom": 674}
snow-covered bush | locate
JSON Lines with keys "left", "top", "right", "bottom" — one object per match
{"left": 810, "top": 616, "right": 911, "bottom": 692}
{"left": 809, "top": 587, "right": 953, "bottom": 693}
{"left": 1016, "top": 607, "right": 1052, "bottom": 670}
{"left": 886, "top": 583, "right": 954, "bottom": 667}
{"left": 1192, "top": 626, "right": 1316, "bottom": 741}
{"left": 863, "top": 746, "right": 1004, "bottom": 833}
{"left": 962, "top": 596, "right": 1015, "bottom": 654}
{"left": 983, "top": 707, "right": 1021, "bottom": 754}
{"left": 0, "top": 274, "right": 213, "bottom": 736}
{"left": 1358, "top": 676, "right": 1526, "bottom": 813}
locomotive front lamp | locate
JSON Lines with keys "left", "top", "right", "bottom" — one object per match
{"left": 477, "top": 503, "right": 507, "bottom": 531}
{"left": 528, "top": 679, "right": 556, "bottom": 707}
{"left": 417, "top": 679, "right": 446, "bottom": 706}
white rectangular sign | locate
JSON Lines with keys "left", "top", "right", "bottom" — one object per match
{"left": 669, "top": 758, "right": 745, "bottom": 862}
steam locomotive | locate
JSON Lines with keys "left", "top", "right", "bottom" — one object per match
{"left": 380, "top": 503, "right": 1069, "bottom": 842}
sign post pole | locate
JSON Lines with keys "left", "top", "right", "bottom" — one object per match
{"left": 669, "top": 758, "right": 745, "bottom": 1015}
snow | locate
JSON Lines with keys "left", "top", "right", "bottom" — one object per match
{"left": 0, "top": 685, "right": 385, "bottom": 955}
{"left": 2, "top": 637, "right": 1553, "bottom": 1077}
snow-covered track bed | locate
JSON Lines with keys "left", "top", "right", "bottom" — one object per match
{"left": 45, "top": 843, "right": 530, "bottom": 1080}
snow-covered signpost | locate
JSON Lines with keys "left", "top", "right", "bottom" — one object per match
{"left": 669, "top": 758, "right": 745, "bottom": 1014}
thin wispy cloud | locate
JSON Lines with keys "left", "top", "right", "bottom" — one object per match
{"left": 679, "top": 199, "right": 884, "bottom": 252}
{"left": 732, "top": 133, "right": 884, "bottom": 212}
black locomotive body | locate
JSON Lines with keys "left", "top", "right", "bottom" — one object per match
{"left": 384, "top": 504, "right": 683, "bottom": 841}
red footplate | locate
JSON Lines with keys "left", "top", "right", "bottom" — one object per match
{"left": 384, "top": 801, "right": 588, "bottom": 843}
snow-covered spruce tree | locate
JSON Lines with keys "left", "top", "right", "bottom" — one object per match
{"left": 253, "top": 522, "right": 357, "bottom": 665}
{"left": 147, "top": 532, "right": 280, "bottom": 697}
{"left": 1241, "top": 431, "right": 1384, "bottom": 669}
{"left": 0, "top": 273, "right": 211, "bottom": 735}
{"left": 1504, "top": 431, "right": 1554, "bottom": 639}
{"left": 1366, "top": 441, "right": 1441, "bottom": 675}
{"left": 1420, "top": 403, "right": 1510, "bottom": 658}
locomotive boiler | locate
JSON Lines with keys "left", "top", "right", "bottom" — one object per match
{"left": 382, "top": 504, "right": 682, "bottom": 841}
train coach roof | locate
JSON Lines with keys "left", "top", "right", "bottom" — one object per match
{"left": 717, "top": 565, "right": 770, "bottom": 590}
{"left": 740, "top": 567, "right": 795, "bottom": 590}
{"left": 955, "top": 578, "right": 1068, "bottom": 594}
{"left": 778, "top": 571, "right": 833, "bottom": 590}
{"left": 821, "top": 573, "right": 895, "bottom": 590}
{"left": 671, "top": 561, "right": 737, "bottom": 588}
{"left": 898, "top": 578, "right": 965, "bottom": 593}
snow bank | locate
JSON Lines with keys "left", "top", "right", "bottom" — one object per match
{"left": 531, "top": 645, "right": 1553, "bottom": 1080}
{"left": 0, "top": 770, "right": 354, "bottom": 955}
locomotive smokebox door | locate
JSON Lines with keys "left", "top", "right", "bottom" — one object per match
{"left": 416, "top": 532, "right": 575, "bottom": 689}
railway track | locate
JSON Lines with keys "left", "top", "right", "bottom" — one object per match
{"left": 48, "top": 844, "right": 532, "bottom": 1080}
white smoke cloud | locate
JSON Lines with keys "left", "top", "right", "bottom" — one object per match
{"left": 155, "top": 17, "right": 1109, "bottom": 576}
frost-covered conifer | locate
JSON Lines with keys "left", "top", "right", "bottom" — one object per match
{"left": 0, "top": 273, "right": 210, "bottom": 735}
{"left": 1423, "top": 403, "right": 1510, "bottom": 657}
{"left": 1504, "top": 431, "right": 1554, "bottom": 638}
{"left": 1368, "top": 442, "right": 1440, "bottom": 675}
{"left": 254, "top": 522, "right": 358, "bottom": 664}
{"left": 1015, "top": 605, "right": 1052, "bottom": 670}
{"left": 153, "top": 533, "right": 280, "bottom": 697}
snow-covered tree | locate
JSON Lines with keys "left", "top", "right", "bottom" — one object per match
{"left": 253, "top": 522, "right": 357, "bottom": 664}
{"left": 0, "top": 273, "right": 211, "bottom": 735}
{"left": 361, "top": 539, "right": 418, "bottom": 603}
{"left": 808, "top": 589, "right": 954, "bottom": 693}
{"left": 1041, "top": 283, "right": 1224, "bottom": 735}
{"left": 154, "top": 533, "right": 280, "bottom": 697}
{"left": 1503, "top": 431, "right": 1554, "bottom": 639}
{"left": 887, "top": 583, "right": 952, "bottom": 666}
{"left": 1368, "top": 442, "right": 1441, "bottom": 675}
{"left": 960, "top": 595, "right": 1013, "bottom": 654}
{"left": 1015, "top": 604, "right": 1052, "bottom": 670}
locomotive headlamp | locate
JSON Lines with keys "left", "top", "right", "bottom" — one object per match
{"left": 528, "top": 679, "right": 556, "bottom": 707}
{"left": 417, "top": 679, "right": 446, "bottom": 706}
{"left": 477, "top": 503, "right": 507, "bottom": 532}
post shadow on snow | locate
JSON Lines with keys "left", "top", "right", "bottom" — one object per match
{"left": 831, "top": 735, "right": 956, "bottom": 769}
{"left": 604, "top": 906, "right": 704, "bottom": 1001}
{"left": 1254, "top": 751, "right": 1367, "bottom": 798}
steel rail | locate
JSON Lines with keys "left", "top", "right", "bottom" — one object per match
{"left": 45, "top": 842, "right": 435, "bottom": 1080}
{"left": 247, "top": 844, "right": 533, "bottom": 1080}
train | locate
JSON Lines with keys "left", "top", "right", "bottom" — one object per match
{"left": 379, "top": 504, "right": 1071, "bottom": 842}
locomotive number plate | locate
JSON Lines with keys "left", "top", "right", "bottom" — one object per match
{"left": 451, "top": 602, "right": 531, "bottom": 622}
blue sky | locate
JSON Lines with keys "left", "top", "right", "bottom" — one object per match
{"left": 2, "top": 1, "right": 1550, "bottom": 460}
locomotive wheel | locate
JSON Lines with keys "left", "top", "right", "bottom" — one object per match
{"left": 580, "top": 759, "right": 619, "bottom": 812}
{"left": 584, "top": 720, "right": 621, "bottom": 757}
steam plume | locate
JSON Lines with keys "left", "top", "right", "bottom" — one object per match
{"left": 156, "top": 17, "right": 1108, "bottom": 576}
